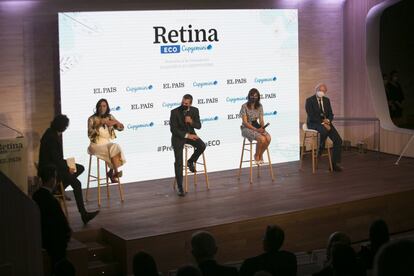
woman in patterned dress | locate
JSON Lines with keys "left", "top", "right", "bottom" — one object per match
{"left": 240, "top": 88, "right": 271, "bottom": 164}
{"left": 88, "top": 99, "right": 126, "bottom": 182}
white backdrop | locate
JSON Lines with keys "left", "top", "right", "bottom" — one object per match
{"left": 58, "top": 9, "right": 299, "bottom": 187}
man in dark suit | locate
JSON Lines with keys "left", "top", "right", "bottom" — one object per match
{"left": 305, "top": 83, "right": 343, "bottom": 171}
{"left": 38, "top": 114, "right": 99, "bottom": 224}
{"left": 170, "top": 94, "right": 206, "bottom": 196}
{"left": 32, "top": 165, "right": 73, "bottom": 273}
{"left": 240, "top": 225, "right": 297, "bottom": 276}
{"left": 191, "top": 231, "right": 239, "bottom": 276}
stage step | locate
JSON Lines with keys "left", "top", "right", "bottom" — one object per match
{"left": 88, "top": 259, "right": 121, "bottom": 276}
{"left": 86, "top": 241, "right": 114, "bottom": 262}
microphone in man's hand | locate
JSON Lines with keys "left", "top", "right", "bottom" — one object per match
{"left": 263, "top": 123, "right": 270, "bottom": 129}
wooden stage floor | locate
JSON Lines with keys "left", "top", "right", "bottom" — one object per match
{"left": 68, "top": 150, "right": 414, "bottom": 238}
{"left": 64, "top": 150, "right": 414, "bottom": 274}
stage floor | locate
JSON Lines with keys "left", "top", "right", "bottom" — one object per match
{"left": 67, "top": 150, "right": 414, "bottom": 240}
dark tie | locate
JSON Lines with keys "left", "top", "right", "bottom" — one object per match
{"left": 318, "top": 98, "right": 323, "bottom": 112}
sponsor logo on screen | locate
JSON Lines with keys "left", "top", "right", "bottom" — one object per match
{"left": 193, "top": 80, "right": 218, "bottom": 88}
{"left": 227, "top": 78, "right": 247, "bottom": 85}
{"left": 163, "top": 82, "right": 185, "bottom": 89}
{"left": 162, "top": 102, "right": 180, "bottom": 109}
{"left": 0, "top": 142, "right": 24, "bottom": 154}
{"left": 127, "top": 122, "right": 155, "bottom": 131}
{"left": 110, "top": 106, "right": 121, "bottom": 112}
{"left": 197, "top": 97, "right": 218, "bottom": 105}
{"left": 264, "top": 111, "right": 278, "bottom": 117}
{"left": 154, "top": 25, "right": 218, "bottom": 54}
{"left": 164, "top": 120, "right": 170, "bottom": 126}
{"left": 205, "top": 140, "right": 221, "bottom": 147}
{"left": 93, "top": 87, "right": 117, "bottom": 94}
{"left": 157, "top": 145, "right": 174, "bottom": 152}
{"left": 200, "top": 116, "right": 219, "bottom": 123}
{"left": 131, "top": 103, "right": 154, "bottom": 110}
{"left": 261, "top": 93, "right": 276, "bottom": 100}
{"left": 126, "top": 85, "right": 153, "bottom": 92}
{"left": 254, "top": 76, "right": 277, "bottom": 84}
{"left": 226, "top": 96, "right": 247, "bottom": 104}
{"left": 227, "top": 113, "right": 242, "bottom": 120}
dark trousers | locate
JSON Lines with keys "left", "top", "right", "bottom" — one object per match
{"left": 58, "top": 163, "right": 87, "bottom": 214}
{"left": 309, "top": 124, "right": 342, "bottom": 164}
{"left": 173, "top": 138, "right": 206, "bottom": 191}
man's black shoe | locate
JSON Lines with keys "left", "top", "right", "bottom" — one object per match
{"left": 177, "top": 190, "right": 185, "bottom": 197}
{"left": 332, "top": 163, "right": 343, "bottom": 172}
{"left": 81, "top": 210, "right": 100, "bottom": 224}
{"left": 187, "top": 161, "right": 196, "bottom": 173}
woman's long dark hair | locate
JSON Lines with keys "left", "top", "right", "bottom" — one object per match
{"left": 247, "top": 88, "right": 262, "bottom": 109}
{"left": 94, "top": 98, "right": 110, "bottom": 117}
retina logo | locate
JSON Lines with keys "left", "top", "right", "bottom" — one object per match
{"left": 193, "top": 80, "right": 218, "bottom": 88}
{"left": 227, "top": 78, "right": 247, "bottom": 85}
{"left": 131, "top": 103, "right": 154, "bottom": 110}
{"left": 226, "top": 96, "right": 247, "bottom": 104}
{"left": 163, "top": 82, "right": 185, "bottom": 89}
{"left": 197, "top": 97, "right": 218, "bottom": 105}
{"left": 153, "top": 25, "right": 219, "bottom": 44}
{"left": 255, "top": 76, "right": 277, "bottom": 84}
{"left": 264, "top": 111, "right": 278, "bottom": 117}
{"left": 154, "top": 25, "right": 218, "bottom": 55}
{"left": 110, "top": 106, "right": 121, "bottom": 112}
{"left": 126, "top": 85, "right": 153, "bottom": 93}
{"left": 200, "top": 116, "right": 219, "bottom": 123}
{"left": 227, "top": 113, "right": 242, "bottom": 120}
{"left": 162, "top": 102, "right": 180, "bottom": 109}
{"left": 127, "top": 122, "right": 155, "bottom": 131}
{"left": 93, "top": 87, "right": 117, "bottom": 94}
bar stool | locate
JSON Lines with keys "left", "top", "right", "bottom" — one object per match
{"left": 85, "top": 154, "right": 124, "bottom": 207}
{"left": 34, "top": 162, "right": 68, "bottom": 217}
{"left": 300, "top": 123, "right": 333, "bottom": 173}
{"left": 173, "top": 144, "right": 209, "bottom": 193}
{"left": 238, "top": 138, "right": 275, "bottom": 184}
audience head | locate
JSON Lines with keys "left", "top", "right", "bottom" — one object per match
{"left": 176, "top": 265, "right": 202, "bottom": 276}
{"left": 389, "top": 70, "right": 399, "bottom": 82}
{"left": 38, "top": 164, "right": 57, "bottom": 189}
{"left": 331, "top": 243, "right": 359, "bottom": 275}
{"left": 132, "top": 251, "right": 159, "bottom": 276}
{"left": 95, "top": 98, "right": 110, "bottom": 117}
{"left": 50, "top": 114, "right": 69, "bottom": 133}
{"left": 54, "top": 258, "right": 75, "bottom": 276}
{"left": 374, "top": 239, "right": 414, "bottom": 276}
{"left": 263, "top": 225, "right": 285, "bottom": 253}
{"left": 191, "top": 231, "right": 217, "bottom": 263}
{"left": 326, "top": 231, "right": 351, "bottom": 262}
{"left": 254, "top": 271, "right": 272, "bottom": 276}
{"left": 369, "top": 219, "right": 390, "bottom": 252}
{"left": 247, "top": 88, "right": 261, "bottom": 108}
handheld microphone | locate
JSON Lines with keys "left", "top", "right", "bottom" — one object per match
{"left": 263, "top": 123, "right": 270, "bottom": 129}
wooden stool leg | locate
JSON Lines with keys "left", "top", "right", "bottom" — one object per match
{"left": 117, "top": 177, "right": 124, "bottom": 202}
{"left": 202, "top": 153, "right": 209, "bottom": 189}
{"left": 327, "top": 147, "right": 333, "bottom": 172}
{"left": 257, "top": 142, "right": 260, "bottom": 179}
{"left": 300, "top": 134, "right": 306, "bottom": 170}
{"left": 193, "top": 147, "right": 197, "bottom": 188}
{"left": 59, "top": 182, "right": 68, "bottom": 217}
{"left": 238, "top": 138, "right": 246, "bottom": 179}
{"left": 184, "top": 146, "right": 188, "bottom": 193}
{"left": 105, "top": 163, "right": 110, "bottom": 199}
{"left": 86, "top": 154, "right": 92, "bottom": 201}
{"left": 266, "top": 149, "right": 275, "bottom": 181}
{"left": 311, "top": 140, "right": 316, "bottom": 174}
{"left": 97, "top": 158, "right": 101, "bottom": 207}
{"left": 249, "top": 141, "right": 253, "bottom": 184}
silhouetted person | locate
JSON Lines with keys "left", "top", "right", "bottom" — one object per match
{"left": 38, "top": 114, "right": 99, "bottom": 224}
{"left": 254, "top": 271, "right": 272, "bottom": 276}
{"left": 133, "top": 251, "right": 160, "bottom": 276}
{"left": 358, "top": 219, "right": 389, "bottom": 270}
{"left": 191, "top": 231, "right": 238, "bottom": 276}
{"left": 386, "top": 70, "right": 405, "bottom": 122}
{"left": 54, "top": 258, "right": 76, "bottom": 276}
{"left": 240, "top": 225, "right": 297, "bottom": 276}
{"left": 374, "top": 239, "right": 414, "bottom": 276}
{"left": 331, "top": 244, "right": 365, "bottom": 276}
{"left": 32, "top": 165, "right": 73, "bottom": 274}
{"left": 176, "top": 265, "right": 202, "bottom": 276}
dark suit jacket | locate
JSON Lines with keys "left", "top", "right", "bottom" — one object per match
{"left": 305, "top": 95, "right": 334, "bottom": 128}
{"left": 38, "top": 128, "right": 68, "bottom": 175}
{"left": 32, "top": 187, "right": 71, "bottom": 256}
{"left": 198, "top": 260, "right": 239, "bottom": 276}
{"left": 170, "top": 106, "right": 201, "bottom": 147}
{"left": 239, "top": 251, "right": 297, "bottom": 276}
